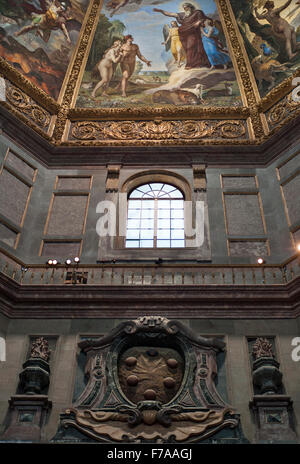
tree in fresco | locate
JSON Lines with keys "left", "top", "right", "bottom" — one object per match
{"left": 86, "top": 15, "right": 126, "bottom": 71}
{"left": 231, "top": 0, "right": 300, "bottom": 62}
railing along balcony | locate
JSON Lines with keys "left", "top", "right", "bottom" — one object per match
{"left": 0, "top": 250, "right": 299, "bottom": 286}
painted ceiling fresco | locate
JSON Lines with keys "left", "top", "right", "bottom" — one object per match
{"left": 76, "top": 0, "right": 243, "bottom": 108}
{"left": 0, "top": 1, "right": 299, "bottom": 147}
{"left": 0, "top": 0, "right": 89, "bottom": 99}
{"left": 230, "top": 0, "right": 300, "bottom": 97}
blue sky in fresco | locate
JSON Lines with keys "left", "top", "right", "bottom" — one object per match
{"left": 103, "top": 0, "right": 220, "bottom": 71}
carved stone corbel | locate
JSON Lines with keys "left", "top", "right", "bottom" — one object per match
{"left": 106, "top": 165, "right": 121, "bottom": 192}
{"left": 192, "top": 164, "right": 207, "bottom": 192}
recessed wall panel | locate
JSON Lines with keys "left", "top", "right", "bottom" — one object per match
{"left": 282, "top": 175, "right": 300, "bottom": 226}
{"left": 229, "top": 240, "right": 268, "bottom": 257}
{"left": 222, "top": 176, "right": 256, "bottom": 190}
{"left": 56, "top": 177, "right": 91, "bottom": 191}
{"left": 0, "top": 223, "right": 18, "bottom": 248}
{"left": 46, "top": 195, "right": 88, "bottom": 236}
{"left": 0, "top": 169, "right": 30, "bottom": 225}
{"left": 224, "top": 194, "right": 265, "bottom": 236}
{"left": 6, "top": 152, "right": 35, "bottom": 181}
{"left": 41, "top": 241, "right": 81, "bottom": 258}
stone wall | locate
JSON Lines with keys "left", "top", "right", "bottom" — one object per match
{"left": 0, "top": 316, "right": 299, "bottom": 443}
{"left": 0, "top": 133, "right": 298, "bottom": 266}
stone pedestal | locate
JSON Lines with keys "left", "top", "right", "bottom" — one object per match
{"left": 19, "top": 357, "right": 50, "bottom": 394}
{"left": 1, "top": 395, "right": 52, "bottom": 442}
{"left": 249, "top": 395, "right": 298, "bottom": 443}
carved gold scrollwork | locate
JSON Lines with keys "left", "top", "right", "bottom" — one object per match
{"left": 267, "top": 91, "right": 300, "bottom": 129}
{"left": 71, "top": 120, "right": 247, "bottom": 142}
{"left": 6, "top": 82, "right": 50, "bottom": 129}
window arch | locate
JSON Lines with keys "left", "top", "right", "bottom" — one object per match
{"left": 126, "top": 183, "right": 185, "bottom": 248}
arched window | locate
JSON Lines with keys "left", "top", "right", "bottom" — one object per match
{"left": 126, "top": 183, "right": 185, "bottom": 248}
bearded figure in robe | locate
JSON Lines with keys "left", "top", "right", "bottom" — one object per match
{"left": 154, "top": 3, "right": 211, "bottom": 69}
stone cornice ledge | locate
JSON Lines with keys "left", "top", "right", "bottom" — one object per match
{"left": 0, "top": 273, "right": 299, "bottom": 319}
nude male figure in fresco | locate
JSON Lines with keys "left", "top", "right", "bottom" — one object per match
{"left": 118, "top": 35, "right": 151, "bottom": 97}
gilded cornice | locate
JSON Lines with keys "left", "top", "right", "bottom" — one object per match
{"left": 0, "top": 0, "right": 299, "bottom": 147}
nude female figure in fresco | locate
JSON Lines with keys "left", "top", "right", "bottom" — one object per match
{"left": 91, "top": 40, "right": 123, "bottom": 97}
{"left": 254, "top": 0, "right": 300, "bottom": 60}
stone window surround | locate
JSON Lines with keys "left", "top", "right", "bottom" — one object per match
{"left": 98, "top": 170, "right": 211, "bottom": 262}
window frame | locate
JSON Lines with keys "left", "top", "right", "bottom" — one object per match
{"left": 126, "top": 182, "right": 185, "bottom": 249}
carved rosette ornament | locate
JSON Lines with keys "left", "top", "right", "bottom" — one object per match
{"left": 52, "top": 317, "right": 247, "bottom": 443}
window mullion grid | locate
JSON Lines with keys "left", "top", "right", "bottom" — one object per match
{"left": 154, "top": 198, "right": 158, "bottom": 248}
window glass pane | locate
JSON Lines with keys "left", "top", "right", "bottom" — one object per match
{"left": 141, "top": 209, "right": 154, "bottom": 219}
{"left": 157, "top": 209, "right": 170, "bottom": 219}
{"left": 171, "top": 209, "right": 184, "bottom": 218}
{"left": 129, "top": 190, "right": 143, "bottom": 198}
{"left": 128, "top": 200, "right": 142, "bottom": 209}
{"left": 136, "top": 184, "right": 151, "bottom": 193}
{"left": 140, "top": 240, "right": 153, "bottom": 247}
{"left": 157, "top": 240, "right": 170, "bottom": 247}
{"left": 126, "top": 240, "right": 140, "bottom": 247}
{"left": 127, "top": 219, "right": 140, "bottom": 229}
{"left": 171, "top": 200, "right": 184, "bottom": 208}
{"left": 141, "top": 219, "right": 154, "bottom": 229}
{"left": 143, "top": 191, "right": 155, "bottom": 198}
{"left": 171, "top": 240, "right": 185, "bottom": 247}
{"left": 142, "top": 200, "right": 155, "bottom": 208}
{"left": 157, "top": 229, "right": 170, "bottom": 239}
{"left": 140, "top": 229, "right": 154, "bottom": 239}
{"left": 171, "top": 218, "right": 184, "bottom": 229}
{"left": 128, "top": 209, "right": 141, "bottom": 219}
{"left": 126, "top": 229, "right": 139, "bottom": 239}
{"left": 149, "top": 183, "right": 164, "bottom": 191}
{"left": 171, "top": 229, "right": 185, "bottom": 239}
{"left": 157, "top": 219, "right": 170, "bottom": 229}
{"left": 158, "top": 200, "right": 170, "bottom": 209}
{"left": 161, "top": 184, "right": 177, "bottom": 193}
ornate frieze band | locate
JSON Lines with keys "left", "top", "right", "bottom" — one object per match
{"left": 1, "top": 78, "right": 52, "bottom": 137}
{"left": 266, "top": 92, "right": 300, "bottom": 132}
{"left": 69, "top": 119, "right": 248, "bottom": 145}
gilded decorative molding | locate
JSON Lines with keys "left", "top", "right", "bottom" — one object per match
{"left": 5, "top": 80, "right": 51, "bottom": 131}
{"left": 69, "top": 106, "right": 250, "bottom": 121}
{"left": 266, "top": 92, "right": 300, "bottom": 132}
{"left": 0, "top": 57, "right": 59, "bottom": 115}
{"left": 218, "top": 0, "right": 265, "bottom": 139}
{"left": 70, "top": 119, "right": 247, "bottom": 143}
{"left": 52, "top": 0, "right": 101, "bottom": 143}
